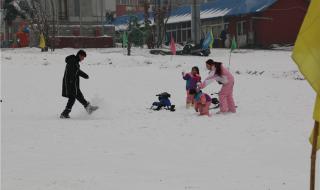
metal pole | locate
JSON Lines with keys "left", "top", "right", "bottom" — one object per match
{"left": 57, "top": 0, "right": 60, "bottom": 36}
{"left": 101, "top": 0, "right": 103, "bottom": 26}
{"left": 191, "top": 0, "right": 200, "bottom": 44}
{"left": 50, "top": 0, "right": 56, "bottom": 51}
{"left": 96, "top": 0, "right": 98, "bottom": 22}
{"left": 79, "top": 0, "right": 82, "bottom": 36}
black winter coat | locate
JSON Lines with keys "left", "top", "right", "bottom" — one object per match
{"left": 62, "top": 55, "right": 88, "bottom": 98}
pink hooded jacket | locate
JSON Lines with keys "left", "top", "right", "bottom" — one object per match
{"left": 202, "top": 65, "right": 234, "bottom": 88}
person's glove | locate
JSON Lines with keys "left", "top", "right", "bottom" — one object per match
{"left": 198, "top": 82, "right": 205, "bottom": 89}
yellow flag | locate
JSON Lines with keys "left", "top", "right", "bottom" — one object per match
{"left": 314, "top": 95, "right": 320, "bottom": 122}
{"left": 292, "top": 0, "right": 320, "bottom": 150}
{"left": 39, "top": 33, "right": 46, "bottom": 49}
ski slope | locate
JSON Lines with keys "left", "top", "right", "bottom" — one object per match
{"left": 1, "top": 47, "right": 317, "bottom": 190}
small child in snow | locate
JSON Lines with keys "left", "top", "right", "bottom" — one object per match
{"left": 182, "top": 66, "right": 201, "bottom": 108}
{"left": 189, "top": 88, "right": 212, "bottom": 116}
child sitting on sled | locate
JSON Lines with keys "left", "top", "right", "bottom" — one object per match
{"left": 150, "top": 92, "right": 176, "bottom": 112}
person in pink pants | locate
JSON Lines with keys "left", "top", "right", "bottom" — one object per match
{"left": 189, "top": 89, "right": 212, "bottom": 116}
{"left": 201, "top": 59, "right": 236, "bottom": 113}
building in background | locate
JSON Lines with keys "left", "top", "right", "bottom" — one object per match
{"left": 113, "top": 0, "right": 309, "bottom": 48}
{"left": 115, "top": 0, "right": 211, "bottom": 17}
{"left": 1, "top": 0, "right": 116, "bottom": 48}
{"left": 53, "top": 0, "right": 116, "bottom": 47}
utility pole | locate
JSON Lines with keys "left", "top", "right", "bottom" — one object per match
{"left": 50, "top": 0, "right": 56, "bottom": 51}
{"left": 79, "top": 0, "right": 82, "bottom": 36}
{"left": 191, "top": 0, "right": 201, "bottom": 44}
{"left": 101, "top": 0, "right": 103, "bottom": 26}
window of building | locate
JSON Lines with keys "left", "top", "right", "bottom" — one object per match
{"left": 182, "top": 30, "right": 187, "bottom": 43}
{"left": 237, "top": 21, "right": 246, "bottom": 36}
{"left": 177, "top": 29, "right": 181, "bottom": 43}
{"left": 201, "top": 23, "right": 223, "bottom": 38}
{"left": 166, "top": 21, "right": 191, "bottom": 43}
{"left": 224, "top": 23, "right": 229, "bottom": 30}
{"left": 187, "top": 30, "right": 191, "bottom": 42}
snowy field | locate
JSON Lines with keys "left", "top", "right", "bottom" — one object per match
{"left": 1, "top": 47, "right": 317, "bottom": 190}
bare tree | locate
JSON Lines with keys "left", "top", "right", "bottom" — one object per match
{"left": 161, "top": 1, "right": 172, "bottom": 47}
{"left": 25, "top": 0, "right": 57, "bottom": 51}
{"left": 143, "top": 0, "right": 154, "bottom": 49}
{"left": 154, "top": 0, "right": 172, "bottom": 48}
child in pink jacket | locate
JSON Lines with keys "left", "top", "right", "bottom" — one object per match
{"left": 201, "top": 59, "right": 236, "bottom": 113}
{"left": 182, "top": 66, "right": 201, "bottom": 108}
{"left": 189, "top": 88, "right": 211, "bottom": 116}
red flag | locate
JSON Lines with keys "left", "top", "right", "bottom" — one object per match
{"left": 170, "top": 33, "right": 176, "bottom": 55}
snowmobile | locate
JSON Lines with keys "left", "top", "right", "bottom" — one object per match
{"left": 149, "top": 42, "right": 210, "bottom": 56}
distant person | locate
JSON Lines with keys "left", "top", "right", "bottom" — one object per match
{"left": 182, "top": 66, "right": 201, "bottom": 108}
{"left": 200, "top": 59, "right": 236, "bottom": 114}
{"left": 220, "top": 28, "right": 227, "bottom": 48}
{"left": 189, "top": 88, "right": 212, "bottom": 116}
{"left": 60, "top": 50, "right": 98, "bottom": 118}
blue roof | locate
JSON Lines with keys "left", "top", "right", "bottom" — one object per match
{"left": 112, "top": 0, "right": 277, "bottom": 29}
{"left": 172, "top": 0, "right": 277, "bottom": 17}
{"left": 112, "top": 12, "right": 154, "bottom": 27}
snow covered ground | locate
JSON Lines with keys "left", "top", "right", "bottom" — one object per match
{"left": 1, "top": 47, "right": 318, "bottom": 190}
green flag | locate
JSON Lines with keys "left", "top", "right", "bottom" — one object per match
{"left": 209, "top": 31, "right": 214, "bottom": 48}
{"left": 230, "top": 36, "right": 237, "bottom": 52}
{"left": 122, "top": 32, "right": 128, "bottom": 48}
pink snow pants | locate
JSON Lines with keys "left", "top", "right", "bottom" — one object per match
{"left": 219, "top": 82, "right": 236, "bottom": 113}
{"left": 186, "top": 90, "right": 195, "bottom": 105}
{"left": 195, "top": 102, "right": 211, "bottom": 116}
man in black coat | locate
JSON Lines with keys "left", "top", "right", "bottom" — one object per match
{"left": 60, "top": 50, "right": 98, "bottom": 118}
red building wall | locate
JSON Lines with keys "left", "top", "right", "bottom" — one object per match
{"left": 227, "top": 15, "right": 252, "bottom": 39}
{"left": 116, "top": 5, "right": 127, "bottom": 17}
{"left": 255, "top": 0, "right": 308, "bottom": 47}
{"left": 53, "top": 36, "right": 113, "bottom": 48}
{"left": 116, "top": 4, "right": 145, "bottom": 17}
{"left": 227, "top": 0, "right": 308, "bottom": 48}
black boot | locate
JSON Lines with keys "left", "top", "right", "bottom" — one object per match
{"left": 60, "top": 109, "right": 71, "bottom": 119}
{"left": 170, "top": 105, "right": 176, "bottom": 112}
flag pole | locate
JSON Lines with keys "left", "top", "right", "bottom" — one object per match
{"left": 228, "top": 50, "right": 232, "bottom": 70}
{"left": 310, "top": 121, "right": 319, "bottom": 190}
{"left": 170, "top": 32, "right": 176, "bottom": 61}
{"left": 229, "top": 36, "right": 237, "bottom": 70}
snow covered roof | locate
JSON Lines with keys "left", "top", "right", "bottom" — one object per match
{"left": 113, "top": 0, "right": 277, "bottom": 30}
{"left": 168, "top": 0, "right": 277, "bottom": 23}
{"left": 112, "top": 12, "right": 154, "bottom": 31}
